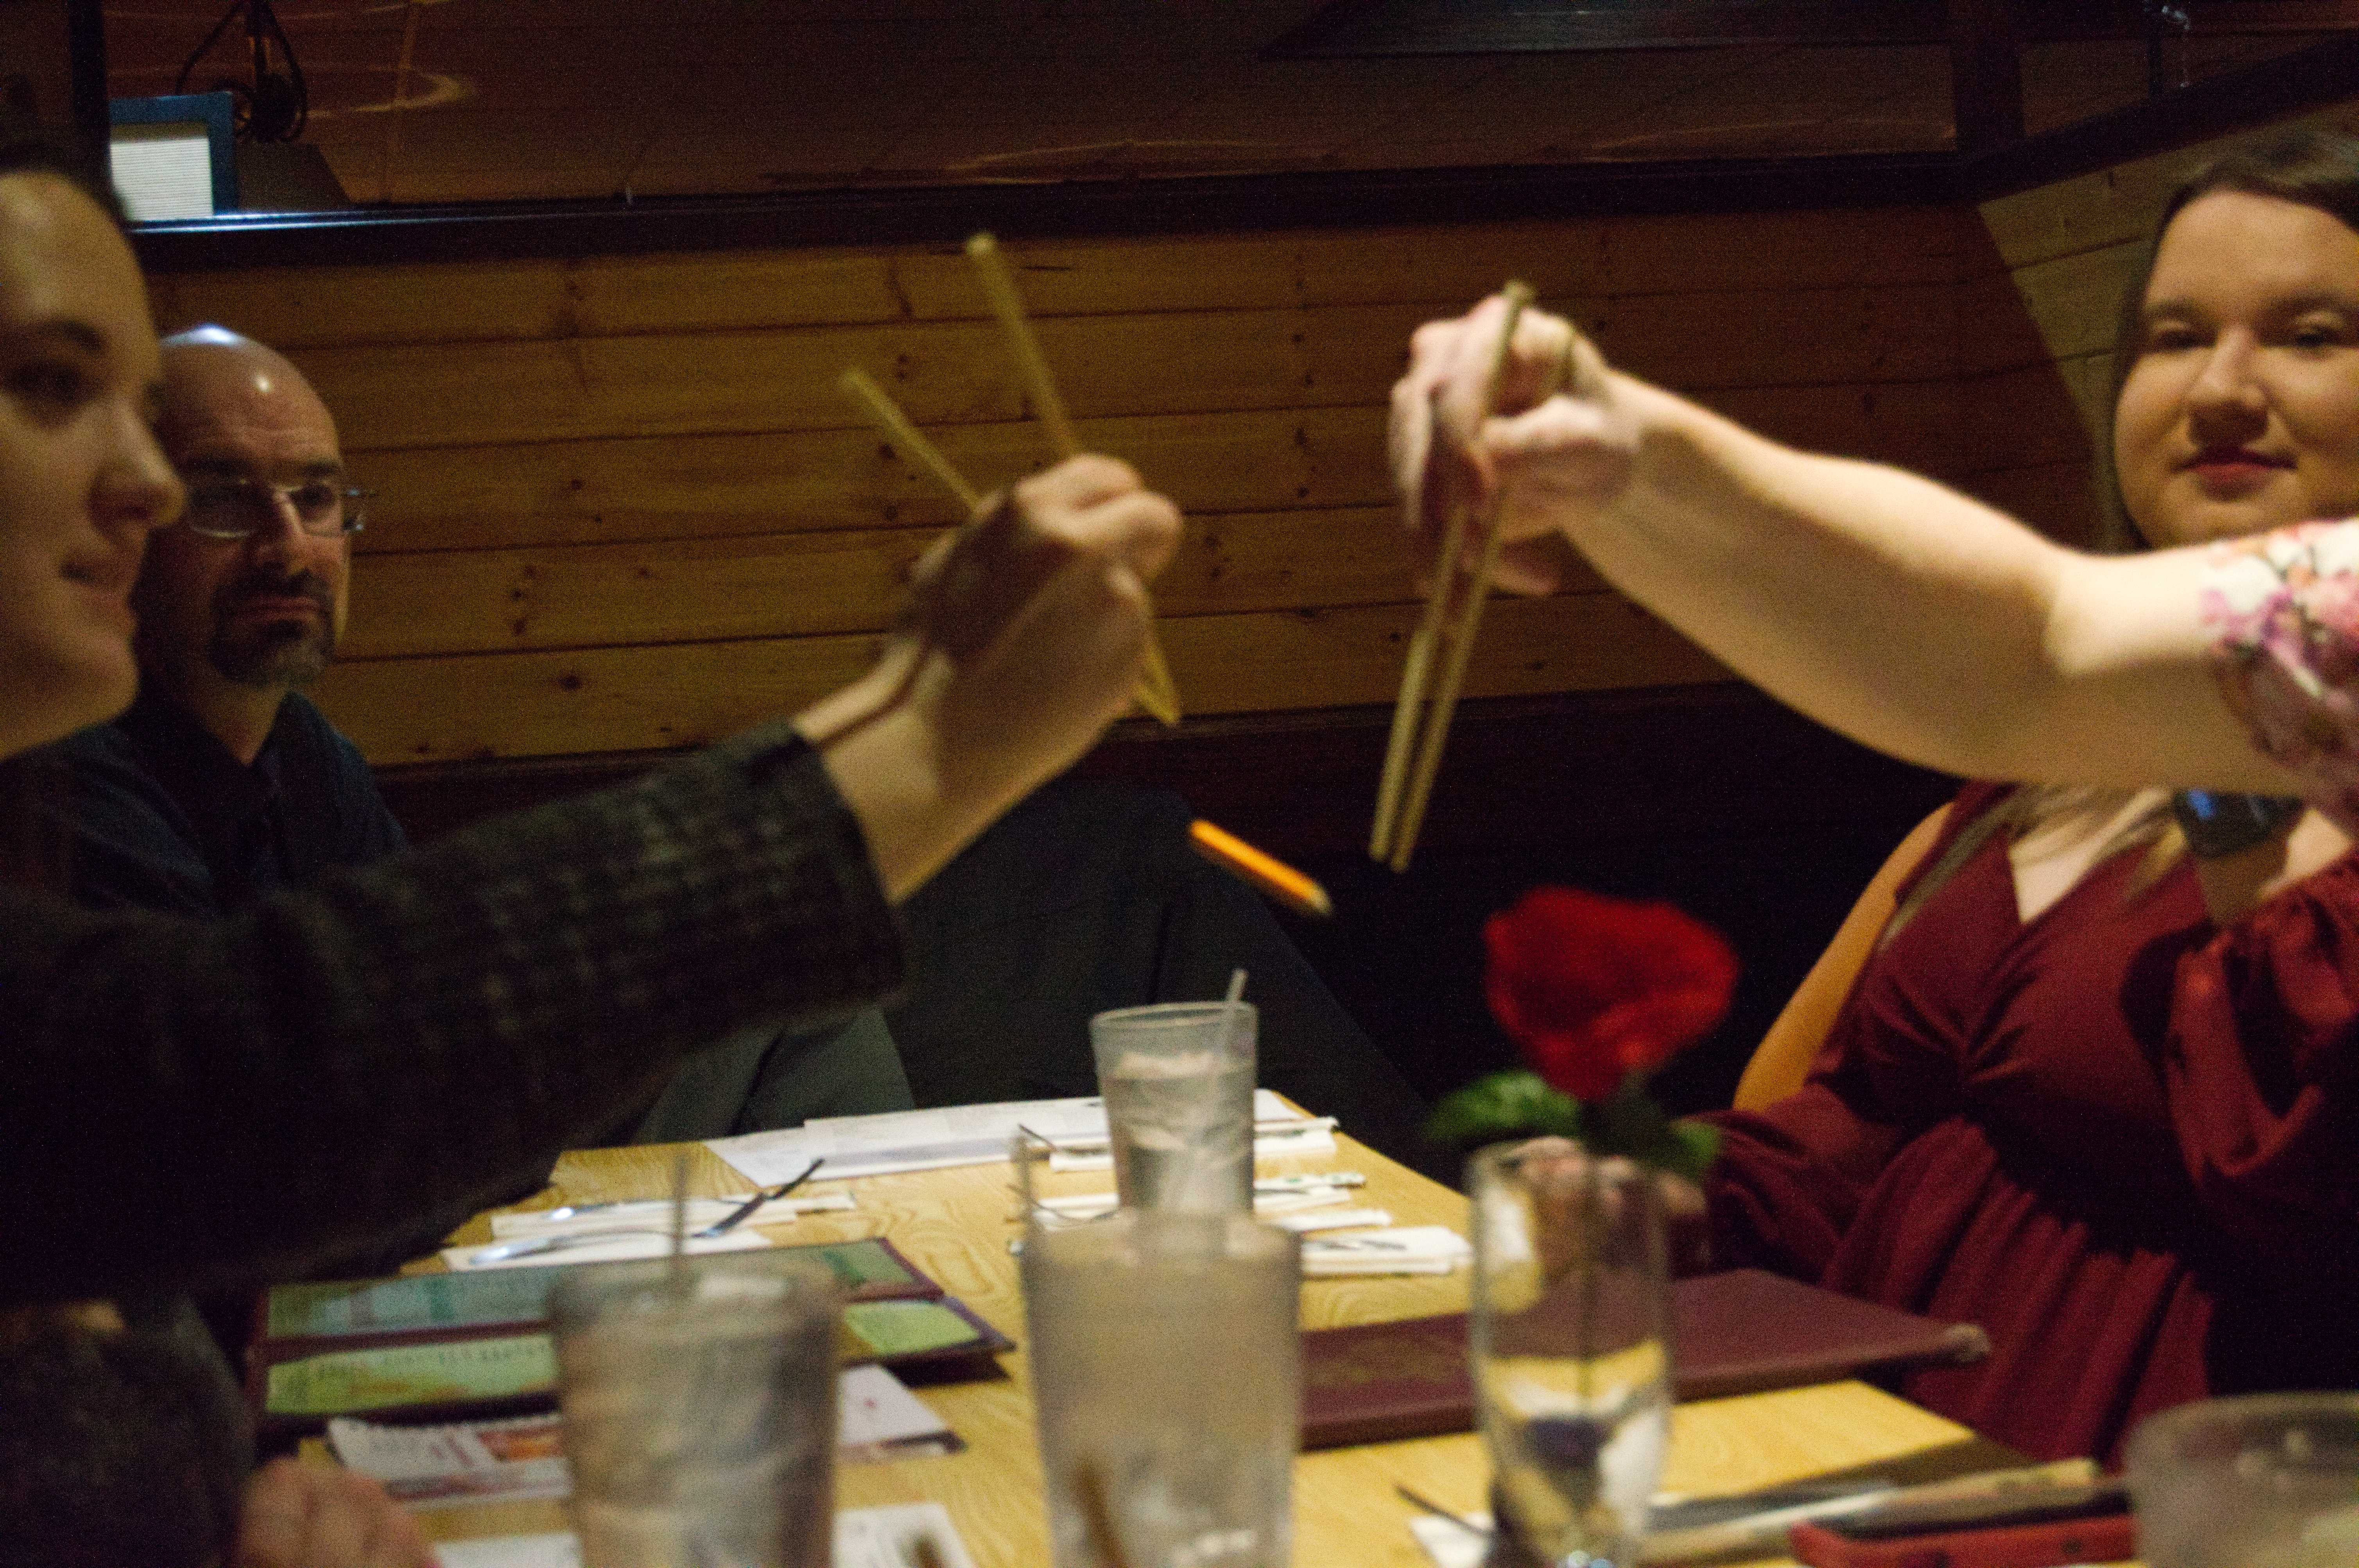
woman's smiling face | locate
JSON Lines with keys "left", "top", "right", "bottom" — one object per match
{"left": 0, "top": 172, "right": 181, "bottom": 758}
{"left": 2114, "top": 189, "right": 2359, "bottom": 550}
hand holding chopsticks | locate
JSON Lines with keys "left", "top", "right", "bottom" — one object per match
{"left": 1370, "top": 281, "right": 1536, "bottom": 872}
{"left": 966, "top": 233, "right": 1184, "bottom": 728}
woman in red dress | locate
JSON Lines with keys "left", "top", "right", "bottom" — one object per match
{"left": 1395, "top": 131, "right": 2359, "bottom": 1461}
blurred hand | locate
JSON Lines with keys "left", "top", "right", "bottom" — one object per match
{"left": 232, "top": 1458, "right": 437, "bottom": 1568}
{"left": 1390, "top": 294, "right": 1635, "bottom": 595}
{"left": 902, "top": 453, "right": 1180, "bottom": 791}
{"left": 800, "top": 453, "right": 1182, "bottom": 899}
{"left": 1513, "top": 1137, "right": 1712, "bottom": 1279}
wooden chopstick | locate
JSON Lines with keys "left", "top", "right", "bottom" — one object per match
{"left": 964, "top": 231, "right": 1184, "bottom": 728}
{"left": 1370, "top": 281, "right": 1535, "bottom": 872}
{"left": 840, "top": 368, "right": 983, "bottom": 513}
{"left": 966, "top": 232, "right": 1082, "bottom": 459}
{"left": 837, "top": 365, "right": 1180, "bottom": 728}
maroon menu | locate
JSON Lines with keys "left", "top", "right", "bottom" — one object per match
{"left": 1300, "top": 1268, "right": 1990, "bottom": 1450}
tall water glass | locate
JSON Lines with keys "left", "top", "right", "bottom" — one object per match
{"left": 1470, "top": 1143, "right": 1672, "bottom": 1568}
{"left": 1024, "top": 1210, "right": 1300, "bottom": 1568}
{"left": 2127, "top": 1393, "right": 2359, "bottom": 1568}
{"left": 551, "top": 1255, "right": 840, "bottom": 1568}
{"left": 1090, "top": 1001, "right": 1257, "bottom": 1214}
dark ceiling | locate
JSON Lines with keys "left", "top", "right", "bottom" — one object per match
{"left": 99, "top": 0, "right": 2352, "bottom": 207}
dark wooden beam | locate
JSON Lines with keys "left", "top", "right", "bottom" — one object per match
{"left": 122, "top": 29, "right": 2359, "bottom": 275}
{"left": 1267, "top": 1, "right": 1945, "bottom": 56}
{"left": 1950, "top": 0, "right": 2026, "bottom": 154}
{"left": 65, "top": 0, "right": 106, "bottom": 152}
{"left": 1955, "top": 30, "right": 2359, "bottom": 198}
{"left": 129, "top": 152, "right": 1954, "bottom": 272}
{"left": 1266, "top": 0, "right": 2353, "bottom": 55}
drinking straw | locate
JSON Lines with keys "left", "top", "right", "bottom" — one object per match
{"left": 667, "top": 1146, "right": 692, "bottom": 1296}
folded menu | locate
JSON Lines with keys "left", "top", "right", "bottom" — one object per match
{"left": 248, "top": 1238, "right": 1014, "bottom": 1440}
{"left": 325, "top": 1363, "right": 958, "bottom": 1505}
{"left": 430, "top": 1502, "right": 978, "bottom": 1568}
{"left": 1299, "top": 1268, "right": 1990, "bottom": 1450}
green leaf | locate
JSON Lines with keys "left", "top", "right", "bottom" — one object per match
{"left": 1423, "top": 1070, "right": 1582, "bottom": 1149}
{"left": 1662, "top": 1120, "right": 1722, "bottom": 1183}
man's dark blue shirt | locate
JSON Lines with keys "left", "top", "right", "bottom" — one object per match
{"left": 48, "top": 687, "right": 406, "bottom": 915}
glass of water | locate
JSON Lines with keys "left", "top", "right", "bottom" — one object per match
{"left": 550, "top": 1254, "right": 840, "bottom": 1568}
{"left": 1025, "top": 1210, "right": 1301, "bottom": 1568}
{"left": 1090, "top": 1000, "right": 1257, "bottom": 1214}
{"left": 2127, "top": 1393, "right": 2359, "bottom": 1568}
{"left": 1470, "top": 1142, "right": 1672, "bottom": 1568}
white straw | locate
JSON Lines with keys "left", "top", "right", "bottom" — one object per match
{"left": 1223, "top": 967, "right": 1249, "bottom": 1065}
{"left": 667, "top": 1147, "right": 692, "bottom": 1295}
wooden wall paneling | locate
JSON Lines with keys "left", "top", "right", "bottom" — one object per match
{"left": 147, "top": 206, "right": 1972, "bottom": 355}
{"left": 296, "top": 290, "right": 1960, "bottom": 457}
{"left": 346, "top": 408, "right": 1395, "bottom": 554}
{"left": 1955, "top": 460, "right": 2109, "bottom": 547}
{"left": 315, "top": 592, "right": 1728, "bottom": 765}
{"left": 294, "top": 304, "right": 1436, "bottom": 453}
{"left": 1960, "top": 240, "right": 2140, "bottom": 374}
{"left": 1974, "top": 100, "right": 2359, "bottom": 271}
{"left": 339, "top": 505, "right": 1465, "bottom": 661}
{"left": 1706, "top": 378, "right": 1962, "bottom": 480}
{"left": 1586, "top": 281, "right": 1959, "bottom": 390}
{"left": 147, "top": 251, "right": 911, "bottom": 350}
{"left": 348, "top": 372, "right": 1965, "bottom": 563}
{"left": 1952, "top": 353, "right": 2111, "bottom": 477}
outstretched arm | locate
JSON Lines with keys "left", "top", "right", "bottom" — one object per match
{"left": 1393, "top": 295, "right": 2310, "bottom": 795}
{"left": 2, "top": 455, "right": 1179, "bottom": 1303}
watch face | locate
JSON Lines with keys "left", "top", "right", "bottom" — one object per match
{"left": 2174, "top": 790, "right": 2303, "bottom": 858}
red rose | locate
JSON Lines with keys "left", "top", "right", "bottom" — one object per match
{"left": 1483, "top": 886, "right": 1738, "bottom": 1104}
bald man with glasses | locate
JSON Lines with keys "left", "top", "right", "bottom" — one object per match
{"left": 45, "top": 327, "right": 918, "bottom": 1215}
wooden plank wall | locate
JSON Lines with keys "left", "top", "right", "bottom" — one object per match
{"left": 1960, "top": 100, "right": 2359, "bottom": 548}
{"left": 147, "top": 208, "right": 1974, "bottom": 767}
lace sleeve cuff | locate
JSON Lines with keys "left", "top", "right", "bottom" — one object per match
{"left": 2201, "top": 519, "right": 2359, "bottom": 828}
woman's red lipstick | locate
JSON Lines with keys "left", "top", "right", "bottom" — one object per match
{"left": 2184, "top": 446, "right": 2293, "bottom": 494}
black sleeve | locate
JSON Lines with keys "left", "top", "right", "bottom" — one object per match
{"left": 0, "top": 725, "right": 902, "bottom": 1303}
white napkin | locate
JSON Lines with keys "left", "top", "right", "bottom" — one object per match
{"left": 1301, "top": 1225, "right": 1472, "bottom": 1276}
{"left": 1029, "top": 1186, "right": 1359, "bottom": 1222}
{"left": 488, "top": 1194, "right": 851, "bottom": 1239}
{"left": 1409, "top": 1510, "right": 1493, "bottom": 1568}
{"left": 441, "top": 1229, "right": 769, "bottom": 1271}
{"left": 1047, "top": 1117, "right": 1342, "bottom": 1172}
{"left": 1267, "top": 1206, "right": 1395, "bottom": 1234}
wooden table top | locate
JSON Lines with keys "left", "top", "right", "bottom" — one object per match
{"left": 407, "top": 1130, "right": 1994, "bottom": 1566}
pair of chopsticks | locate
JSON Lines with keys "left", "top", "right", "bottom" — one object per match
{"left": 841, "top": 233, "right": 1181, "bottom": 727}
{"left": 1368, "top": 280, "right": 1536, "bottom": 873}
{"left": 840, "top": 234, "right": 1331, "bottom": 923}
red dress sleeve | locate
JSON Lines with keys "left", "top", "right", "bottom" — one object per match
{"left": 1698, "top": 784, "right": 2015, "bottom": 1280}
{"left": 2165, "top": 852, "right": 2359, "bottom": 1286}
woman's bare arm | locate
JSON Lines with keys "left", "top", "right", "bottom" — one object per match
{"left": 1394, "top": 296, "right": 2305, "bottom": 794}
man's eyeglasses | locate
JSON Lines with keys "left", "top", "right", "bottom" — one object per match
{"left": 178, "top": 478, "right": 372, "bottom": 541}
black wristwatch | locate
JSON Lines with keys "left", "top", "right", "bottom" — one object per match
{"left": 2170, "top": 790, "right": 2305, "bottom": 859}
